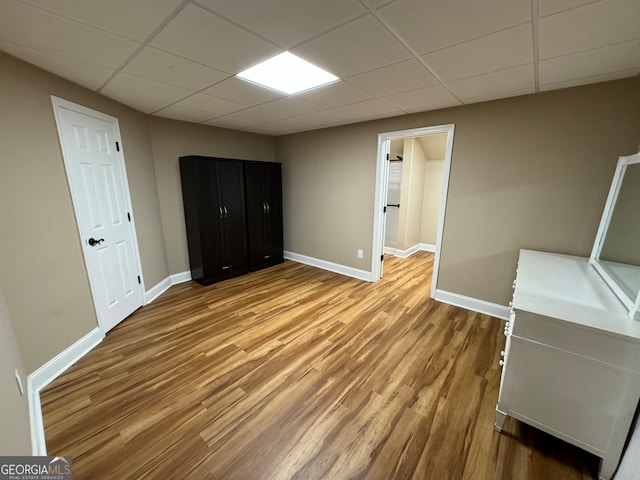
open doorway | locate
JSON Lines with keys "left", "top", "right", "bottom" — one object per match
{"left": 371, "top": 124, "right": 455, "bottom": 298}
{"left": 383, "top": 134, "right": 447, "bottom": 258}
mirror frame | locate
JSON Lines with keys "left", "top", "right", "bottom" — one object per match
{"left": 590, "top": 152, "right": 640, "bottom": 320}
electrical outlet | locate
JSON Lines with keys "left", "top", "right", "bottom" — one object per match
{"left": 357, "top": 249, "right": 363, "bottom": 259}
{"left": 15, "top": 369, "right": 24, "bottom": 397}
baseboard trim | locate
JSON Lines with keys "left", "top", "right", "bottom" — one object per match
{"left": 384, "top": 243, "right": 436, "bottom": 258}
{"left": 170, "top": 271, "right": 192, "bottom": 285}
{"left": 28, "top": 327, "right": 104, "bottom": 455}
{"left": 284, "top": 251, "right": 373, "bottom": 282}
{"left": 434, "top": 289, "right": 510, "bottom": 320}
{"left": 145, "top": 271, "right": 192, "bottom": 304}
{"left": 145, "top": 277, "right": 171, "bottom": 304}
{"left": 419, "top": 243, "right": 436, "bottom": 253}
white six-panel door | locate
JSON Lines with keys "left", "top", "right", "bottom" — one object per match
{"left": 52, "top": 97, "right": 143, "bottom": 333}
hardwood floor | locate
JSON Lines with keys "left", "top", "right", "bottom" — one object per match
{"left": 41, "top": 252, "right": 598, "bottom": 479}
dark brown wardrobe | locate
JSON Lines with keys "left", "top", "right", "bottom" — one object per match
{"left": 179, "top": 156, "right": 283, "bottom": 285}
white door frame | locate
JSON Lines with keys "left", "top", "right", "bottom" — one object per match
{"left": 51, "top": 96, "right": 145, "bottom": 334}
{"left": 371, "top": 123, "right": 455, "bottom": 297}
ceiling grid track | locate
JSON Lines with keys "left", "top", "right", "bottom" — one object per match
{"left": 368, "top": 9, "right": 464, "bottom": 105}
{"left": 531, "top": 0, "right": 541, "bottom": 92}
{"left": 96, "top": 0, "right": 192, "bottom": 92}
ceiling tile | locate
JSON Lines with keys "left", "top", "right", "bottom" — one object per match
{"left": 296, "top": 109, "right": 359, "bottom": 126}
{"left": 202, "top": 77, "right": 284, "bottom": 106}
{"left": 123, "top": 47, "right": 229, "bottom": 91}
{"left": 101, "top": 72, "right": 191, "bottom": 113}
{"left": 378, "top": 0, "right": 531, "bottom": 54}
{"left": 0, "top": 39, "right": 113, "bottom": 90}
{"left": 446, "top": 64, "right": 535, "bottom": 102}
{"left": 19, "top": 0, "right": 182, "bottom": 41}
{"left": 176, "top": 93, "right": 248, "bottom": 116}
{"left": 260, "top": 97, "right": 324, "bottom": 116}
{"left": 150, "top": 4, "right": 280, "bottom": 73}
{"left": 296, "top": 82, "right": 372, "bottom": 108}
{"left": 539, "top": 0, "right": 640, "bottom": 59}
{"left": 382, "top": 85, "right": 461, "bottom": 113}
{"left": 246, "top": 116, "right": 325, "bottom": 136}
{"left": 334, "top": 99, "right": 404, "bottom": 120}
{"left": 422, "top": 24, "right": 532, "bottom": 81}
{"left": 154, "top": 104, "right": 218, "bottom": 123}
{"left": 539, "top": 69, "right": 640, "bottom": 92}
{"left": 195, "top": 0, "right": 366, "bottom": 48}
{"left": 241, "top": 125, "right": 281, "bottom": 135}
{"left": 207, "top": 107, "right": 287, "bottom": 129}
{"left": 538, "top": 0, "right": 598, "bottom": 17}
{"left": 540, "top": 39, "right": 640, "bottom": 85}
{"left": 292, "top": 14, "right": 412, "bottom": 78}
{"left": 204, "top": 117, "right": 250, "bottom": 130}
{"left": 346, "top": 59, "right": 439, "bottom": 97}
{"left": 2, "top": 0, "right": 637, "bottom": 136}
{"left": 244, "top": 120, "right": 342, "bottom": 135}
{"left": 359, "top": 0, "right": 398, "bottom": 9}
{"left": 0, "top": 0, "right": 139, "bottom": 68}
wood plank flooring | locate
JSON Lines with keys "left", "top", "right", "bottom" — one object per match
{"left": 41, "top": 252, "right": 599, "bottom": 479}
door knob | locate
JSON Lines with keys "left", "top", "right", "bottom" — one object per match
{"left": 88, "top": 238, "right": 104, "bottom": 246}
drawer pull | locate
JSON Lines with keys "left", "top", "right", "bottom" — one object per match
{"left": 500, "top": 351, "right": 505, "bottom": 357}
{"left": 499, "top": 360, "right": 504, "bottom": 366}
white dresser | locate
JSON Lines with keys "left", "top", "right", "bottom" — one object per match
{"left": 495, "top": 250, "right": 640, "bottom": 480}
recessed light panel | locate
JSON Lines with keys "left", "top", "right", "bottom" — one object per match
{"left": 237, "top": 52, "right": 339, "bottom": 95}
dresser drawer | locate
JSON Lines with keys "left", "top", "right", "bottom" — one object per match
{"left": 499, "top": 335, "right": 634, "bottom": 455}
{"left": 512, "top": 310, "right": 639, "bottom": 370}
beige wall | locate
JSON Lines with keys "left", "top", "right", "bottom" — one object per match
{"left": 600, "top": 162, "right": 640, "bottom": 265}
{"left": 277, "top": 126, "right": 376, "bottom": 269}
{"left": 421, "top": 160, "right": 444, "bottom": 246}
{"left": 0, "top": 51, "right": 168, "bottom": 373}
{"left": 398, "top": 139, "right": 426, "bottom": 250}
{"left": 276, "top": 77, "right": 640, "bottom": 305}
{"left": 419, "top": 133, "right": 447, "bottom": 246}
{"left": 148, "top": 117, "right": 276, "bottom": 275}
{"left": 389, "top": 139, "right": 404, "bottom": 160}
{"left": 0, "top": 288, "right": 31, "bottom": 455}
{"left": 418, "top": 133, "right": 447, "bottom": 160}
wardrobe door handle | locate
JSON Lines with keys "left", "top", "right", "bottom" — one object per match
{"left": 263, "top": 203, "right": 267, "bottom": 213}
{"left": 224, "top": 206, "right": 228, "bottom": 217}
{"left": 218, "top": 206, "right": 223, "bottom": 218}
{"left": 266, "top": 203, "right": 270, "bottom": 213}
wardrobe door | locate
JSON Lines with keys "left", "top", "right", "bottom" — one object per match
{"left": 244, "top": 162, "right": 266, "bottom": 270}
{"left": 262, "top": 162, "right": 283, "bottom": 266}
{"left": 245, "top": 161, "right": 283, "bottom": 272}
{"left": 216, "top": 160, "right": 248, "bottom": 280}
{"left": 198, "top": 159, "right": 226, "bottom": 282}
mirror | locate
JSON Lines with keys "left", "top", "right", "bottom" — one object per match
{"left": 591, "top": 152, "right": 640, "bottom": 320}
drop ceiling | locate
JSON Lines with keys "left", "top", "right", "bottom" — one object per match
{"left": 1, "top": 0, "right": 638, "bottom": 136}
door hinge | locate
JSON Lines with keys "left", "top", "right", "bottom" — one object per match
{"left": 127, "top": 212, "right": 131, "bottom": 222}
{"left": 137, "top": 275, "right": 141, "bottom": 284}
{"left": 115, "top": 141, "right": 120, "bottom": 152}
{"left": 383, "top": 206, "right": 387, "bottom": 213}
{"left": 381, "top": 254, "right": 384, "bottom": 262}
{"left": 386, "top": 153, "right": 389, "bottom": 161}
